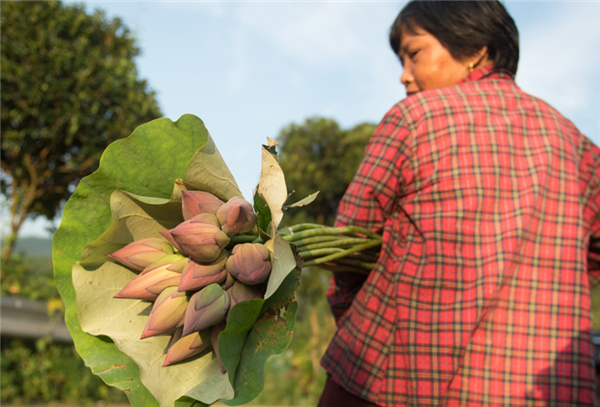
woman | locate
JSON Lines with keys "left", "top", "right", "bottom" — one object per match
{"left": 318, "top": 1, "right": 599, "bottom": 406}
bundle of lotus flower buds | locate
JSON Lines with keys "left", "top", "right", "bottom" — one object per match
{"left": 108, "top": 191, "right": 268, "bottom": 371}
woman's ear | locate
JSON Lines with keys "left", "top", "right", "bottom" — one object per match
{"left": 472, "top": 46, "right": 491, "bottom": 68}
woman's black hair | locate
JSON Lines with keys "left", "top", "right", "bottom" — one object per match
{"left": 389, "top": 0, "right": 519, "bottom": 75}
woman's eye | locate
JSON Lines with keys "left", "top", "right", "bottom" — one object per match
{"left": 409, "top": 50, "right": 419, "bottom": 58}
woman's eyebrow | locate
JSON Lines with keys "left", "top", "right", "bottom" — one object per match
{"left": 399, "top": 42, "right": 413, "bottom": 57}
{"left": 399, "top": 33, "right": 425, "bottom": 55}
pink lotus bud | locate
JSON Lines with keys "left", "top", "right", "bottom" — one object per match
{"left": 211, "top": 320, "right": 227, "bottom": 374}
{"left": 181, "top": 191, "right": 224, "bottom": 220}
{"left": 107, "top": 238, "right": 174, "bottom": 271}
{"left": 220, "top": 272, "right": 235, "bottom": 290}
{"left": 182, "top": 283, "right": 230, "bottom": 337}
{"left": 178, "top": 252, "right": 228, "bottom": 292}
{"left": 226, "top": 243, "right": 271, "bottom": 285}
{"left": 114, "top": 254, "right": 185, "bottom": 301}
{"left": 159, "top": 230, "right": 182, "bottom": 252}
{"left": 227, "top": 281, "right": 262, "bottom": 318}
{"left": 163, "top": 327, "right": 210, "bottom": 367}
{"left": 168, "top": 214, "right": 230, "bottom": 263}
{"left": 144, "top": 255, "right": 188, "bottom": 296}
{"left": 216, "top": 197, "right": 257, "bottom": 236}
{"left": 141, "top": 287, "right": 188, "bottom": 339}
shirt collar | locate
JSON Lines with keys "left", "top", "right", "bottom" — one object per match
{"left": 458, "top": 64, "right": 515, "bottom": 84}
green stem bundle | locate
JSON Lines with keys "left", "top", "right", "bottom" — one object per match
{"left": 281, "top": 224, "right": 382, "bottom": 274}
{"left": 226, "top": 224, "right": 382, "bottom": 274}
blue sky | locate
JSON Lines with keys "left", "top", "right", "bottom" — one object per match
{"left": 14, "top": 1, "right": 600, "bottom": 237}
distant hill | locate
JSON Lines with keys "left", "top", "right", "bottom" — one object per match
{"left": 13, "top": 236, "right": 53, "bottom": 258}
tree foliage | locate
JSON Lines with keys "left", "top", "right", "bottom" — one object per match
{"left": 1, "top": 337, "right": 127, "bottom": 404}
{"left": 0, "top": 1, "right": 162, "bottom": 260}
{"left": 277, "top": 117, "right": 375, "bottom": 226}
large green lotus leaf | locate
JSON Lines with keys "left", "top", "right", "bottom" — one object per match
{"left": 53, "top": 115, "right": 234, "bottom": 407}
{"left": 74, "top": 189, "right": 234, "bottom": 406}
{"left": 183, "top": 135, "right": 244, "bottom": 201}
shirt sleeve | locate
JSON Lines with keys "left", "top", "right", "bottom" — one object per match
{"left": 327, "top": 105, "right": 411, "bottom": 324}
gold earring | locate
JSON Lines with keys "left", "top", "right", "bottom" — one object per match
{"left": 468, "top": 62, "right": 474, "bottom": 73}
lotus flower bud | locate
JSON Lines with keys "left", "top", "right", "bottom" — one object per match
{"left": 163, "top": 327, "right": 210, "bottom": 367}
{"left": 107, "top": 238, "right": 174, "bottom": 271}
{"left": 182, "top": 283, "right": 230, "bottom": 337}
{"left": 227, "top": 281, "right": 262, "bottom": 318}
{"left": 159, "top": 230, "right": 183, "bottom": 253}
{"left": 114, "top": 254, "right": 186, "bottom": 301}
{"left": 168, "top": 214, "right": 230, "bottom": 263}
{"left": 178, "top": 252, "right": 228, "bottom": 292}
{"left": 141, "top": 287, "right": 188, "bottom": 339}
{"left": 211, "top": 320, "right": 227, "bottom": 374}
{"left": 181, "top": 191, "right": 224, "bottom": 220}
{"left": 216, "top": 197, "right": 257, "bottom": 236}
{"left": 226, "top": 243, "right": 271, "bottom": 285}
{"left": 144, "top": 255, "right": 187, "bottom": 296}
{"left": 220, "top": 272, "right": 235, "bottom": 290}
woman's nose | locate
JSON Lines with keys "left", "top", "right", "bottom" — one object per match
{"left": 400, "top": 67, "right": 412, "bottom": 86}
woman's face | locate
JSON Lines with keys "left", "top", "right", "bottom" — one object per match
{"left": 398, "top": 24, "right": 472, "bottom": 95}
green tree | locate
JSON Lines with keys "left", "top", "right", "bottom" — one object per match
{"left": 277, "top": 117, "right": 375, "bottom": 226}
{"left": 1, "top": 1, "right": 162, "bottom": 261}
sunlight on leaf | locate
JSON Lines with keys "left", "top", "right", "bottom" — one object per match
{"left": 284, "top": 191, "right": 320, "bottom": 209}
{"left": 257, "top": 146, "right": 287, "bottom": 232}
{"left": 264, "top": 234, "right": 297, "bottom": 300}
{"left": 183, "top": 135, "right": 244, "bottom": 201}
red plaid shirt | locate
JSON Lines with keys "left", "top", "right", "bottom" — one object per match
{"left": 322, "top": 66, "right": 600, "bottom": 406}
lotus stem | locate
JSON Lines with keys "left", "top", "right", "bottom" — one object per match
{"left": 300, "top": 240, "right": 382, "bottom": 265}
{"left": 298, "top": 248, "right": 345, "bottom": 258}
{"left": 285, "top": 223, "right": 327, "bottom": 233}
{"left": 282, "top": 226, "right": 381, "bottom": 242}
{"left": 312, "top": 264, "right": 370, "bottom": 274}
{"left": 301, "top": 237, "right": 372, "bottom": 251}
{"left": 288, "top": 235, "right": 340, "bottom": 247}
